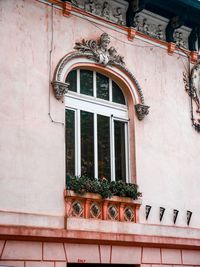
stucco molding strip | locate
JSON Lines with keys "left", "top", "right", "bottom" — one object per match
{"left": 52, "top": 33, "right": 150, "bottom": 120}
{"left": 1, "top": 225, "right": 200, "bottom": 250}
{"left": 183, "top": 59, "right": 200, "bottom": 132}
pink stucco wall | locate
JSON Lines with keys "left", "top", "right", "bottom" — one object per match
{"left": 0, "top": 240, "right": 200, "bottom": 266}
{"left": 0, "top": 0, "right": 200, "bottom": 236}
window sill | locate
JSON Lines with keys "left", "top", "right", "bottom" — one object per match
{"left": 64, "top": 189, "right": 142, "bottom": 223}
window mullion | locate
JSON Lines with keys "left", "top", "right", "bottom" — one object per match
{"left": 94, "top": 113, "right": 98, "bottom": 179}
{"left": 77, "top": 109, "right": 81, "bottom": 176}
{"left": 110, "top": 116, "right": 115, "bottom": 181}
{"left": 125, "top": 122, "right": 129, "bottom": 183}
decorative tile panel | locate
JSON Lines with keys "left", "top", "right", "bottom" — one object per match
{"left": 72, "top": 200, "right": 84, "bottom": 217}
{"left": 65, "top": 190, "right": 141, "bottom": 223}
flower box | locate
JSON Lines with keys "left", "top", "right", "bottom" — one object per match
{"left": 64, "top": 189, "right": 142, "bottom": 223}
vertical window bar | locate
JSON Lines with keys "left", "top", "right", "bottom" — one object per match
{"left": 109, "top": 78, "right": 112, "bottom": 102}
{"left": 125, "top": 122, "right": 129, "bottom": 182}
{"left": 94, "top": 113, "right": 98, "bottom": 179}
{"left": 110, "top": 116, "right": 115, "bottom": 181}
{"left": 93, "top": 71, "right": 97, "bottom": 98}
{"left": 76, "top": 109, "right": 81, "bottom": 176}
{"left": 77, "top": 69, "right": 80, "bottom": 94}
{"left": 74, "top": 109, "right": 78, "bottom": 178}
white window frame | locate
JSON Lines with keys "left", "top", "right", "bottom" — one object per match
{"left": 65, "top": 69, "right": 130, "bottom": 182}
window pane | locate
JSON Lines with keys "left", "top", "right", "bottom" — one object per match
{"left": 97, "top": 72, "right": 109, "bottom": 100}
{"left": 112, "top": 81, "right": 125, "bottom": 105}
{"left": 114, "top": 120, "right": 126, "bottom": 182}
{"left": 81, "top": 111, "right": 94, "bottom": 178}
{"left": 98, "top": 115, "right": 111, "bottom": 181}
{"left": 65, "top": 109, "right": 75, "bottom": 176}
{"left": 66, "top": 70, "right": 77, "bottom": 92}
{"left": 80, "top": 70, "right": 93, "bottom": 96}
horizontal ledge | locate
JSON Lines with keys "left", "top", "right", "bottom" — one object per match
{"left": 1, "top": 224, "right": 200, "bottom": 249}
{"left": 65, "top": 190, "right": 142, "bottom": 205}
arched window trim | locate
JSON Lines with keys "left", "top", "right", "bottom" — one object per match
{"left": 52, "top": 49, "right": 149, "bottom": 183}
{"left": 53, "top": 53, "right": 144, "bottom": 107}
{"left": 66, "top": 68, "right": 128, "bottom": 117}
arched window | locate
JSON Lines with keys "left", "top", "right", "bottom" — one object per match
{"left": 65, "top": 68, "right": 129, "bottom": 182}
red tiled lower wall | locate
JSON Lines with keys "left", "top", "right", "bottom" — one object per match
{"left": 0, "top": 240, "right": 200, "bottom": 266}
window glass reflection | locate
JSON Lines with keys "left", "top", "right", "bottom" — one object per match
{"left": 98, "top": 115, "right": 111, "bottom": 181}
{"left": 65, "top": 109, "right": 75, "bottom": 176}
{"left": 66, "top": 70, "right": 77, "bottom": 92}
{"left": 80, "top": 70, "right": 93, "bottom": 96}
{"left": 114, "top": 120, "right": 126, "bottom": 182}
{"left": 81, "top": 111, "right": 94, "bottom": 177}
{"left": 97, "top": 72, "right": 109, "bottom": 101}
{"left": 112, "top": 81, "right": 125, "bottom": 105}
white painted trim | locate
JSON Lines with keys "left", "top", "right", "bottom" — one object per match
{"left": 65, "top": 95, "right": 128, "bottom": 120}
{"left": 94, "top": 113, "right": 98, "bottom": 179}
{"left": 77, "top": 109, "right": 81, "bottom": 176}
{"left": 125, "top": 122, "right": 129, "bottom": 182}
{"left": 110, "top": 116, "right": 115, "bottom": 182}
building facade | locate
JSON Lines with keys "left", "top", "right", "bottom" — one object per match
{"left": 0, "top": 0, "right": 200, "bottom": 266}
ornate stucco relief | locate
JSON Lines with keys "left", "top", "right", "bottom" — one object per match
{"left": 69, "top": 0, "right": 192, "bottom": 49}
{"left": 134, "top": 10, "right": 191, "bottom": 49}
{"left": 183, "top": 59, "right": 200, "bottom": 132}
{"left": 52, "top": 81, "right": 69, "bottom": 100}
{"left": 74, "top": 33, "right": 125, "bottom": 67}
{"left": 52, "top": 33, "right": 150, "bottom": 120}
{"left": 72, "top": 0, "right": 128, "bottom": 26}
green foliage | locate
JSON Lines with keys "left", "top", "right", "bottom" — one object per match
{"left": 66, "top": 175, "right": 141, "bottom": 200}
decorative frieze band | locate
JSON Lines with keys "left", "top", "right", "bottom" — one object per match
{"left": 67, "top": 0, "right": 192, "bottom": 49}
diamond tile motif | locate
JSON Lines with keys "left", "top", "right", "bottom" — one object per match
{"left": 72, "top": 201, "right": 83, "bottom": 217}
{"left": 124, "top": 206, "right": 134, "bottom": 222}
{"left": 108, "top": 204, "right": 118, "bottom": 220}
{"left": 90, "top": 202, "right": 101, "bottom": 218}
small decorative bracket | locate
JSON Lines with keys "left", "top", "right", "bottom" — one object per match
{"left": 187, "top": 210, "right": 192, "bottom": 226}
{"left": 145, "top": 205, "right": 152, "bottom": 220}
{"left": 52, "top": 81, "right": 69, "bottom": 100}
{"left": 167, "top": 42, "right": 176, "bottom": 55}
{"left": 190, "top": 51, "right": 198, "bottom": 64}
{"left": 159, "top": 207, "right": 165, "bottom": 222}
{"left": 135, "top": 104, "right": 150, "bottom": 120}
{"left": 173, "top": 209, "right": 179, "bottom": 224}
{"left": 63, "top": 2, "right": 72, "bottom": 17}
{"left": 128, "top": 27, "right": 136, "bottom": 41}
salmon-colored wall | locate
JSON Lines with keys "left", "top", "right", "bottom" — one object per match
{"left": 0, "top": 240, "right": 200, "bottom": 266}
{"left": 0, "top": 0, "right": 200, "bottom": 235}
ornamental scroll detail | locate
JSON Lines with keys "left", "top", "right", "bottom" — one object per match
{"left": 183, "top": 59, "right": 200, "bottom": 132}
{"left": 52, "top": 33, "right": 150, "bottom": 120}
{"left": 74, "top": 33, "right": 125, "bottom": 67}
